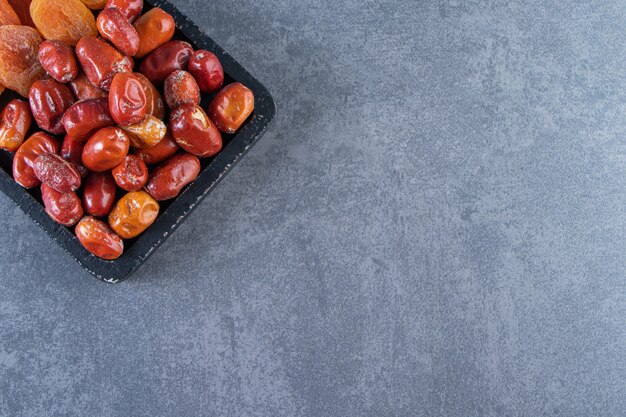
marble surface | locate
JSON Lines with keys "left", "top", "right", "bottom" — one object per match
{"left": 1, "top": 0, "right": 624, "bottom": 415}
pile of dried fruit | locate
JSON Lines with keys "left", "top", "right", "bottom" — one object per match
{"left": 0, "top": 0, "right": 255, "bottom": 260}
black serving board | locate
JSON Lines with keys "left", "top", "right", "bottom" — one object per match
{"left": 0, "top": 0, "right": 275, "bottom": 283}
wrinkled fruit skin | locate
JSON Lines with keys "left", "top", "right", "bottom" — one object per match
{"left": 76, "top": 36, "right": 133, "bottom": 91}
{"left": 135, "top": 73, "right": 165, "bottom": 119}
{"left": 33, "top": 153, "right": 81, "bottom": 193}
{"left": 7, "top": 0, "right": 34, "bottom": 27}
{"left": 112, "top": 154, "right": 148, "bottom": 191}
{"left": 83, "top": 171, "right": 116, "bottom": 217}
{"left": 106, "top": 0, "right": 142, "bottom": 23}
{"left": 97, "top": 7, "right": 139, "bottom": 56}
{"left": 82, "top": 126, "right": 130, "bottom": 172}
{"left": 209, "top": 82, "right": 255, "bottom": 134}
{"left": 0, "top": 0, "right": 20, "bottom": 25}
{"left": 109, "top": 73, "right": 147, "bottom": 126}
{"left": 108, "top": 191, "right": 159, "bottom": 239}
{"left": 12, "top": 132, "right": 58, "bottom": 188}
{"left": 139, "top": 41, "right": 193, "bottom": 84}
{"left": 41, "top": 183, "right": 83, "bottom": 226}
{"left": 164, "top": 70, "right": 200, "bottom": 109}
{"left": 38, "top": 40, "right": 79, "bottom": 83}
{"left": 134, "top": 129, "right": 178, "bottom": 165}
{"left": 188, "top": 50, "right": 224, "bottom": 93}
{"left": 170, "top": 104, "right": 222, "bottom": 157}
{"left": 29, "top": 79, "right": 75, "bottom": 134}
{"left": 0, "top": 99, "right": 32, "bottom": 152}
{"left": 30, "top": 0, "right": 98, "bottom": 46}
{"left": 0, "top": 25, "right": 45, "bottom": 97}
{"left": 146, "top": 153, "right": 200, "bottom": 201}
{"left": 121, "top": 115, "right": 166, "bottom": 148}
{"left": 69, "top": 72, "right": 108, "bottom": 101}
{"left": 75, "top": 216, "right": 124, "bottom": 260}
{"left": 61, "top": 134, "right": 88, "bottom": 177}
{"left": 80, "top": 0, "right": 107, "bottom": 10}
{"left": 62, "top": 98, "right": 115, "bottom": 141}
{"left": 133, "top": 7, "right": 174, "bottom": 58}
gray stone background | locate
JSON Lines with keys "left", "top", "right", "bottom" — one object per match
{"left": 1, "top": 0, "right": 625, "bottom": 416}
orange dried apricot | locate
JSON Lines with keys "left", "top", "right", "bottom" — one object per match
{"left": 0, "top": 25, "right": 45, "bottom": 97}
{"left": 0, "top": 0, "right": 20, "bottom": 25}
{"left": 30, "top": 0, "right": 98, "bottom": 46}
{"left": 80, "top": 0, "right": 107, "bottom": 10}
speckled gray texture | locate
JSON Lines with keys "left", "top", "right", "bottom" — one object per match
{"left": 0, "top": 0, "right": 625, "bottom": 416}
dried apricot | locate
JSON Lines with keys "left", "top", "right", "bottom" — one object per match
{"left": 0, "top": 0, "right": 20, "bottom": 25}
{"left": 108, "top": 190, "right": 159, "bottom": 239}
{"left": 0, "top": 99, "right": 32, "bottom": 152}
{"left": 30, "top": 0, "right": 98, "bottom": 46}
{"left": 134, "top": 7, "right": 174, "bottom": 58}
{"left": 80, "top": 0, "right": 107, "bottom": 10}
{"left": 0, "top": 25, "right": 45, "bottom": 97}
{"left": 121, "top": 115, "right": 166, "bottom": 148}
{"left": 75, "top": 216, "right": 124, "bottom": 260}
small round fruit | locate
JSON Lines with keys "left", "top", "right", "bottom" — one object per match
{"left": 109, "top": 73, "right": 147, "bottom": 126}
{"left": 33, "top": 153, "right": 81, "bottom": 193}
{"left": 41, "top": 183, "right": 83, "bottom": 227}
{"left": 139, "top": 40, "right": 193, "bottom": 84}
{"left": 82, "top": 126, "right": 130, "bottom": 172}
{"left": 75, "top": 216, "right": 124, "bottom": 260}
{"left": 112, "top": 154, "right": 148, "bottom": 191}
{"left": 170, "top": 104, "right": 222, "bottom": 157}
{"left": 164, "top": 70, "right": 200, "bottom": 109}
{"left": 208, "top": 82, "right": 255, "bottom": 134}
{"left": 38, "top": 40, "right": 79, "bottom": 83}
{"left": 29, "top": 78, "right": 75, "bottom": 134}
{"left": 146, "top": 153, "right": 201, "bottom": 201}
{"left": 108, "top": 191, "right": 159, "bottom": 239}
{"left": 12, "top": 132, "right": 59, "bottom": 189}
{"left": 188, "top": 50, "right": 224, "bottom": 93}
{"left": 133, "top": 7, "right": 174, "bottom": 58}
{"left": 82, "top": 171, "right": 117, "bottom": 217}
{"left": 0, "top": 99, "right": 32, "bottom": 152}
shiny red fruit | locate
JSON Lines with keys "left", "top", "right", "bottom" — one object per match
{"left": 82, "top": 171, "right": 117, "bottom": 217}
